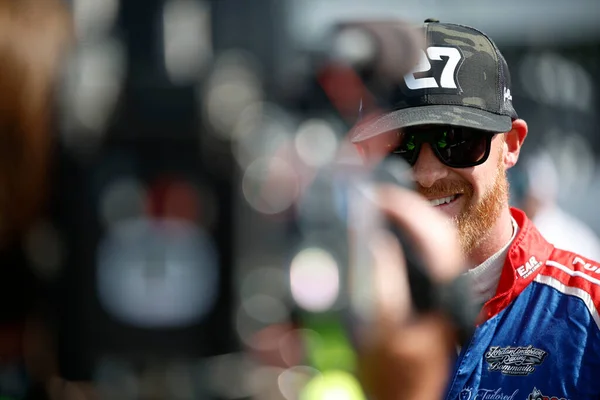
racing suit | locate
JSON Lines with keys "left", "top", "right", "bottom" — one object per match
{"left": 445, "top": 208, "right": 600, "bottom": 400}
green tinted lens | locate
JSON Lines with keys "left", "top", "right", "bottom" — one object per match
{"left": 406, "top": 135, "right": 416, "bottom": 151}
{"left": 435, "top": 128, "right": 490, "bottom": 166}
{"left": 437, "top": 131, "right": 448, "bottom": 149}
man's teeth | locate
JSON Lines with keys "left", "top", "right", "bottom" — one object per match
{"left": 429, "top": 195, "right": 457, "bottom": 206}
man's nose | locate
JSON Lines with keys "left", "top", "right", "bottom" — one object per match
{"left": 412, "top": 144, "right": 448, "bottom": 188}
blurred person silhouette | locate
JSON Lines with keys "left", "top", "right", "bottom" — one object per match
{"left": 350, "top": 18, "right": 600, "bottom": 399}
{"left": 246, "top": 20, "right": 473, "bottom": 400}
{"left": 0, "top": 0, "right": 73, "bottom": 398}
{"left": 250, "top": 180, "right": 467, "bottom": 400}
{"left": 511, "top": 150, "right": 600, "bottom": 260}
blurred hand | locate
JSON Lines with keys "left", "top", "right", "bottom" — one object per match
{"left": 357, "top": 184, "right": 464, "bottom": 400}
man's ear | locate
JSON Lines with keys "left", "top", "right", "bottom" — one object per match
{"left": 504, "top": 119, "right": 528, "bottom": 169}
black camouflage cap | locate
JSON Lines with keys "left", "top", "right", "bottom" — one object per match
{"left": 351, "top": 19, "right": 518, "bottom": 142}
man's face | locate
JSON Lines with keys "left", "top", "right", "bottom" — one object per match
{"left": 358, "top": 128, "right": 509, "bottom": 255}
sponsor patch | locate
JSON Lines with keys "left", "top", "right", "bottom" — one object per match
{"left": 517, "top": 256, "right": 542, "bottom": 279}
{"left": 527, "top": 387, "right": 568, "bottom": 400}
{"left": 484, "top": 345, "right": 547, "bottom": 376}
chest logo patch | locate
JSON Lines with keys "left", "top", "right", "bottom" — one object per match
{"left": 484, "top": 345, "right": 547, "bottom": 376}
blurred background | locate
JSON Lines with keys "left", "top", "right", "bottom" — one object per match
{"left": 1, "top": 0, "right": 599, "bottom": 399}
{"left": 288, "top": 0, "right": 600, "bottom": 224}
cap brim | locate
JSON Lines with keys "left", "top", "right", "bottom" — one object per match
{"left": 350, "top": 105, "right": 513, "bottom": 143}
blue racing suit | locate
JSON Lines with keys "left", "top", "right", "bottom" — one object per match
{"left": 445, "top": 208, "right": 600, "bottom": 400}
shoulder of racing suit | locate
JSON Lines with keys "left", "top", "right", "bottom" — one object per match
{"left": 479, "top": 207, "right": 600, "bottom": 325}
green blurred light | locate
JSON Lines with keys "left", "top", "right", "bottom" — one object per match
{"left": 300, "top": 370, "right": 366, "bottom": 400}
{"left": 302, "top": 317, "right": 357, "bottom": 372}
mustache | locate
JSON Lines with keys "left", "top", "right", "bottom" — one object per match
{"left": 416, "top": 180, "right": 473, "bottom": 198}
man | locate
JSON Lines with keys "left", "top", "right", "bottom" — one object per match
{"left": 351, "top": 19, "right": 600, "bottom": 400}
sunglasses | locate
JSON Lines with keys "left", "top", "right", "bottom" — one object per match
{"left": 390, "top": 126, "right": 498, "bottom": 168}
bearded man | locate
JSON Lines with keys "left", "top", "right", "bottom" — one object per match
{"left": 351, "top": 18, "right": 600, "bottom": 400}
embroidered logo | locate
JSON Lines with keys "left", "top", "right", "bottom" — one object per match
{"left": 484, "top": 345, "right": 547, "bottom": 376}
{"left": 459, "top": 387, "right": 472, "bottom": 400}
{"left": 503, "top": 87, "right": 512, "bottom": 102}
{"left": 459, "top": 386, "right": 519, "bottom": 400}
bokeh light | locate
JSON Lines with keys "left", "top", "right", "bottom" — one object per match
{"left": 236, "top": 267, "right": 291, "bottom": 351}
{"left": 294, "top": 119, "right": 339, "bottom": 168}
{"left": 163, "top": 0, "right": 212, "bottom": 85}
{"left": 247, "top": 365, "right": 287, "bottom": 400}
{"left": 202, "top": 51, "right": 264, "bottom": 140}
{"left": 278, "top": 366, "right": 322, "bottom": 400}
{"left": 278, "top": 329, "right": 309, "bottom": 368}
{"left": 240, "top": 267, "right": 288, "bottom": 303}
{"left": 96, "top": 218, "right": 219, "bottom": 328}
{"left": 290, "top": 248, "right": 340, "bottom": 312}
{"left": 242, "top": 157, "right": 300, "bottom": 215}
{"left": 59, "top": 37, "right": 126, "bottom": 157}
{"left": 232, "top": 102, "right": 298, "bottom": 170}
{"left": 331, "top": 27, "right": 377, "bottom": 68}
{"left": 72, "top": 0, "right": 119, "bottom": 41}
{"left": 300, "top": 370, "right": 366, "bottom": 400}
{"left": 236, "top": 306, "right": 271, "bottom": 349}
{"left": 243, "top": 294, "right": 289, "bottom": 325}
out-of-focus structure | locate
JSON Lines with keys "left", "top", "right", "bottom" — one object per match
{"left": 509, "top": 151, "right": 600, "bottom": 260}
{"left": 1, "top": 0, "right": 596, "bottom": 398}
